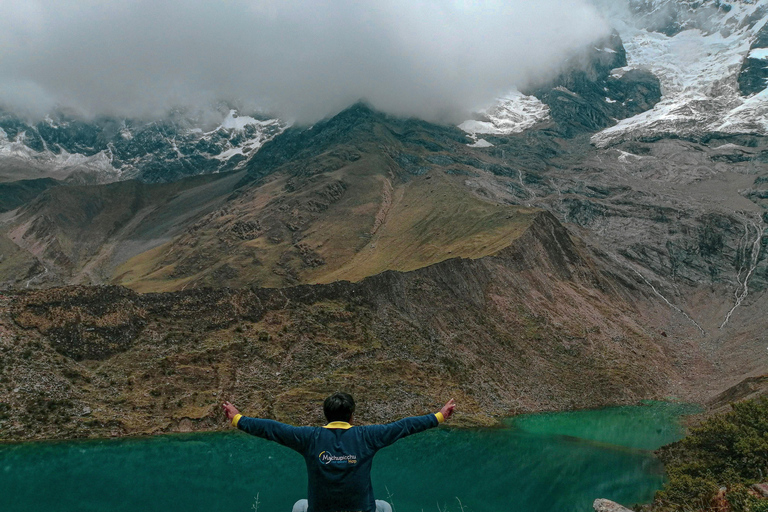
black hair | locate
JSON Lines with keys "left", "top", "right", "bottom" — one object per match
{"left": 323, "top": 392, "right": 355, "bottom": 423}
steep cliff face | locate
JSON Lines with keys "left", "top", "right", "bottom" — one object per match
{"left": 526, "top": 31, "right": 662, "bottom": 138}
{"left": 626, "top": 0, "right": 750, "bottom": 37}
{"left": 0, "top": 211, "right": 700, "bottom": 441}
{"left": 453, "top": 130, "right": 768, "bottom": 395}
{"left": 590, "top": 0, "right": 768, "bottom": 146}
{"left": 738, "top": 22, "right": 768, "bottom": 96}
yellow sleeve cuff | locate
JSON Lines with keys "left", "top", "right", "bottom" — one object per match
{"left": 232, "top": 414, "right": 242, "bottom": 428}
{"left": 435, "top": 412, "right": 445, "bottom": 423}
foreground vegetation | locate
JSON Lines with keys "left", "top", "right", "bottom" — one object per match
{"left": 648, "top": 397, "right": 768, "bottom": 512}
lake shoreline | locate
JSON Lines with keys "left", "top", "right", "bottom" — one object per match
{"left": 0, "top": 402, "right": 698, "bottom": 512}
{"left": 0, "top": 398, "right": 701, "bottom": 446}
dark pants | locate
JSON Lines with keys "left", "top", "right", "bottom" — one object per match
{"left": 291, "top": 499, "right": 393, "bottom": 512}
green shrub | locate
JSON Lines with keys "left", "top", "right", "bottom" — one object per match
{"left": 656, "top": 473, "right": 718, "bottom": 510}
{"left": 727, "top": 484, "right": 768, "bottom": 512}
{"left": 653, "top": 397, "right": 768, "bottom": 512}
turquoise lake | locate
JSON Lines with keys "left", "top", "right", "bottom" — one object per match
{"left": 0, "top": 402, "right": 697, "bottom": 512}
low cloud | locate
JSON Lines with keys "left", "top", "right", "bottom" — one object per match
{"left": 0, "top": 0, "right": 610, "bottom": 123}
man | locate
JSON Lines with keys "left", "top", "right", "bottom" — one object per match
{"left": 222, "top": 393, "right": 456, "bottom": 512}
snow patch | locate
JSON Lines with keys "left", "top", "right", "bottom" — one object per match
{"left": 468, "top": 138, "right": 494, "bottom": 148}
{"left": 212, "top": 117, "right": 286, "bottom": 162}
{"left": 219, "top": 109, "right": 262, "bottom": 131}
{"left": 0, "top": 108, "right": 288, "bottom": 180}
{"left": 749, "top": 48, "right": 768, "bottom": 60}
{"left": 610, "top": 66, "right": 636, "bottom": 79}
{"left": 458, "top": 90, "right": 550, "bottom": 135}
{"left": 617, "top": 150, "right": 642, "bottom": 163}
{"left": 716, "top": 87, "right": 768, "bottom": 133}
{"left": 713, "top": 143, "right": 748, "bottom": 150}
{"left": 216, "top": 147, "right": 245, "bottom": 160}
{"left": 0, "top": 140, "right": 120, "bottom": 178}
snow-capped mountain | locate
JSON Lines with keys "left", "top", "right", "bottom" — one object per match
{"left": 460, "top": 0, "right": 768, "bottom": 146}
{"left": 593, "top": 0, "right": 768, "bottom": 146}
{"left": 0, "top": 108, "right": 285, "bottom": 183}
{"left": 460, "top": 30, "right": 663, "bottom": 138}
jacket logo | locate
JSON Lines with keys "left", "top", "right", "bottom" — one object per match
{"left": 318, "top": 451, "right": 358, "bottom": 465}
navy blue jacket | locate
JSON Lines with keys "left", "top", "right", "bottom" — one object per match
{"left": 233, "top": 412, "right": 443, "bottom": 512}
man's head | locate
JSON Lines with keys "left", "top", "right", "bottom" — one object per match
{"left": 323, "top": 392, "right": 355, "bottom": 423}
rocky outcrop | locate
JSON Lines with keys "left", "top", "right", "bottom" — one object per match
{"left": 708, "top": 375, "right": 768, "bottom": 413}
{"left": 738, "top": 23, "right": 768, "bottom": 96}
{"left": 628, "top": 0, "right": 757, "bottom": 37}
{"left": 526, "top": 32, "right": 661, "bottom": 137}
{"left": 753, "top": 483, "right": 768, "bottom": 498}
{"left": 594, "top": 499, "right": 634, "bottom": 512}
{"left": 11, "top": 286, "right": 147, "bottom": 360}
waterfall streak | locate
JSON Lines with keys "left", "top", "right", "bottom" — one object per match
{"left": 720, "top": 218, "right": 763, "bottom": 329}
{"left": 550, "top": 178, "right": 568, "bottom": 224}
{"left": 619, "top": 257, "right": 706, "bottom": 335}
{"left": 25, "top": 265, "right": 49, "bottom": 288}
{"left": 518, "top": 169, "right": 535, "bottom": 204}
{"left": 734, "top": 223, "right": 749, "bottom": 299}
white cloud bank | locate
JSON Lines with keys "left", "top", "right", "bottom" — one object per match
{"left": 0, "top": 0, "right": 610, "bottom": 123}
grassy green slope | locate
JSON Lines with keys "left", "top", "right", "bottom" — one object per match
{"left": 1, "top": 172, "right": 241, "bottom": 286}
{"left": 114, "top": 105, "right": 537, "bottom": 291}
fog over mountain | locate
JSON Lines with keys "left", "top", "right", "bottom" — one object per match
{"left": 0, "top": 0, "right": 609, "bottom": 123}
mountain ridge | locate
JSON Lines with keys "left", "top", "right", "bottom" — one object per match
{"left": 0, "top": 209, "right": 708, "bottom": 441}
{"left": 1, "top": 0, "right": 767, "bottom": 441}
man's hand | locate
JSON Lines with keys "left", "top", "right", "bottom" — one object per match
{"left": 222, "top": 401, "right": 240, "bottom": 422}
{"left": 439, "top": 399, "right": 456, "bottom": 420}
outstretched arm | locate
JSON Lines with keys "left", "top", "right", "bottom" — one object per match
{"left": 222, "top": 401, "right": 241, "bottom": 424}
{"left": 438, "top": 399, "right": 456, "bottom": 422}
{"left": 222, "top": 401, "right": 311, "bottom": 453}
{"left": 366, "top": 398, "right": 457, "bottom": 450}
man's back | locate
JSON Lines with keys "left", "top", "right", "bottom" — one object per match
{"left": 223, "top": 395, "right": 456, "bottom": 512}
{"left": 233, "top": 414, "right": 442, "bottom": 512}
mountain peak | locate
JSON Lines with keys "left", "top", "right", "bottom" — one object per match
{"left": 242, "top": 103, "right": 469, "bottom": 183}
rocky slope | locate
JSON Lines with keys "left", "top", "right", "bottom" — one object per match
{"left": 0, "top": 211, "right": 704, "bottom": 441}
{"left": 454, "top": 0, "right": 768, "bottom": 397}
{"left": 0, "top": 171, "right": 245, "bottom": 289}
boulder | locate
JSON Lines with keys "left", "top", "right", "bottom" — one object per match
{"left": 752, "top": 483, "right": 768, "bottom": 498}
{"left": 593, "top": 499, "right": 635, "bottom": 512}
